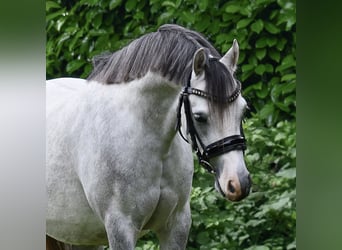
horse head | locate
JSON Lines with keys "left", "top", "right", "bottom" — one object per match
{"left": 183, "top": 40, "right": 251, "bottom": 201}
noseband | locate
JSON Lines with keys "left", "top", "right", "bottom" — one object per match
{"left": 175, "top": 78, "right": 246, "bottom": 175}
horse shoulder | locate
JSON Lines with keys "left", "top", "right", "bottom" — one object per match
{"left": 144, "top": 136, "right": 193, "bottom": 232}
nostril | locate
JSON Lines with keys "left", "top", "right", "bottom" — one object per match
{"left": 228, "top": 180, "right": 235, "bottom": 193}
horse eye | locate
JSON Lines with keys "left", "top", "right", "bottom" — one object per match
{"left": 193, "top": 113, "right": 208, "bottom": 123}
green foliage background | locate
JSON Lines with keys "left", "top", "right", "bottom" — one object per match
{"left": 46, "top": 0, "right": 296, "bottom": 249}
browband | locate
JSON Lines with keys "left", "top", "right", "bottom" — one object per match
{"left": 185, "top": 81, "right": 241, "bottom": 104}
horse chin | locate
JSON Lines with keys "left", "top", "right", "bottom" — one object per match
{"left": 224, "top": 189, "right": 249, "bottom": 202}
{"left": 226, "top": 194, "right": 245, "bottom": 202}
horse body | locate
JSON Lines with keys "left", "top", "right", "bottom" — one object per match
{"left": 47, "top": 73, "right": 193, "bottom": 248}
{"left": 47, "top": 24, "right": 251, "bottom": 249}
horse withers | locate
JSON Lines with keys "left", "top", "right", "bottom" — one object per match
{"left": 46, "top": 24, "right": 251, "bottom": 250}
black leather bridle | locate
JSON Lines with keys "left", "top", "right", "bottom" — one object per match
{"left": 176, "top": 76, "right": 247, "bottom": 187}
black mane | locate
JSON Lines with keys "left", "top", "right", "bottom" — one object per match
{"left": 87, "top": 24, "right": 238, "bottom": 117}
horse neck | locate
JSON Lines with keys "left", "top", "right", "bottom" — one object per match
{"left": 126, "top": 72, "right": 181, "bottom": 155}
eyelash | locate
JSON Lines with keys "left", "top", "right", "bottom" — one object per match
{"left": 193, "top": 113, "right": 208, "bottom": 123}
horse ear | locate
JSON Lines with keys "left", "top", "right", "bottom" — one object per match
{"left": 220, "top": 39, "right": 239, "bottom": 72}
{"left": 192, "top": 48, "right": 207, "bottom": 76}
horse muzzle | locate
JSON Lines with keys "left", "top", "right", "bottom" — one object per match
{"left": 216, "top": 170, "right": 252, "bottom": 202}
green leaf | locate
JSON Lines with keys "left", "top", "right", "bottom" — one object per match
{"left": 276, "top": 168, "right": 296, "bottom": 179}
{"left": 55, "top": 19, "right": 66, "bottom": 32}
{"left": 158, "top": 12, "right": 174, "bottom": 24}
{"left": 93, "top": 14, "right": 103, "bottom": 29}
{"left": 198, "top": 0, "right": 208, "bottom": 11}
{"left": 46, "top": 9, "right": 66, "bottom": 21}
{"left": 282, "top": 82, "right": 296, "bottom": 94}
{"left": 274, "top": 132, "right": 286, "bottom": 141}
{"left": 253, "top": 81, "right": 263, "bottom": 90}
{"left": 66, "top": 60, "right": 86, "bottom": 74}
{"left": 277, "top": 11, "right": 296, "bottom": 31}
{"left": 256, "top": 48, "right": 266, "bottom": 60}
{"left": 216, "top": 34, "right": 230, "bottom": 44}
{"left": 125, "top": 0, "right": 137, "bottom": 12}
{"left": 96, "top": 34, "right": 110, "bottom": 49}
{"left": 259, "top": 103, "right": 274, "bottom": 119}
{"left": 225, "top": 5, "right": 240, "bottom": 13}
{"left": 175, "top": 0, "right": 182, "bottom": 8}
{"left": 109, "top": 0, "right": 122, "bottom": 10}
{"left": 255, "top": 64, "right": 266, "bottom": 75}
{"left": 222, "top": 13, "right": 235, "bottom": 22}
{"left": 89, "top": 29, "right": 108, "bottom": 36}
{"left": 269, "top": 76, "right": 280, "bottom": 86}
{"left": 277, "top": 0, "right": 295, "bottom": 10}
{"left": 266, "top": 36, "right": 277, "bottom": 47}
{"left": 284, "top": 95, "right": 295, "bottom": 106}
{"left": 270, "top": 83, "right": 284, "bottom": 102}
{"left": 276, "top": 55, "right": 296, "bottom": 72}
{"left": 265, "top": 64, "right": 274, "bottom": 73}
{"left": 162, "top": 1, "right": 176, "bottom": 8}
{"left": 276, "top": 38, "right": 287, "bottom": 51}
{"left": 241, "top": 69, "right": 254, "bottom": 82}
{"left": 275, "top": 101, "right": 290, "bottom": 112}
{"left": 256, "top": 89, "right": 269, "bottom": 100}
{"left": 68, "top": 30, "right": 84, "bottom": 51}
{"left": 255, "top": 37, "right": 267, "bottom": 48}
{"left": 282, "top": 54, "right": 295, "bottom": 66}
{"left": 242, "top": 64, "right": 255, "bottom": 73}
{"left": 240, "top": 6, "right": 252, "bottom": 16}
{"left": 80, "top": 0, "right": 98, "bottom": 5}
{"left": 269, "top": 197, "right": 290, "bottom": 210}
{"left": 134, "top": 11, "right": 144, "bottom": 21}
{"left": 285, "top": 17, "right": 296, "bottom": 31}
{"left": 248, "top": 55, "right": 258, "bottom": 66}
{"left": 251, "top": 20, "right": 264, "bottom": 34}
{"left": 239, "top": 234, "right": 250, "bottom": 244}
{"left": 57, "top": 33, "right": 70, "bottom": 47}
{"left": 237, "top": 18, "right": 252, "bottom": 29}
{"left": 270, "top": 9, "right": 278, "bottom": 20}
{"left": 256, "top": 0, "right": 272, "bottom": 4}
{"left": 239, "top": 51, "right": 246, "bottom": 64}
{"left": 281, "top": 74, "right": 296, "bottom": 82}
{"left": 81, "top": 64, "right": 93, "bottom": 79}
{"left": 287, "top": 240, "right": 297, "bottom": 250}
{"left": 264, "top": 22, "right": 281, "bottom": 34}
{"left": 195, "top": 15, "right": 210, "bottom": 31}
{"left": 196, "top": 231, "right": 210, "bottom": 245}
{"left": 245, "top": 245, "right": 270, "bottom": 250}
{"left": 85, "top": 9, "right": 98, "bottom": 24}
{"left": 269, "top": 49, "right": 280, "bottom": 62}
{"left": 46, "top": 1, "right": 60, "bottom": 11}
{"left": 180, "top": 11, "right": 195, "bottom": 24}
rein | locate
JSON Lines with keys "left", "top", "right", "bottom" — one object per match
{"left": 176, "top": 75, "right": 246, "bottom": 196}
